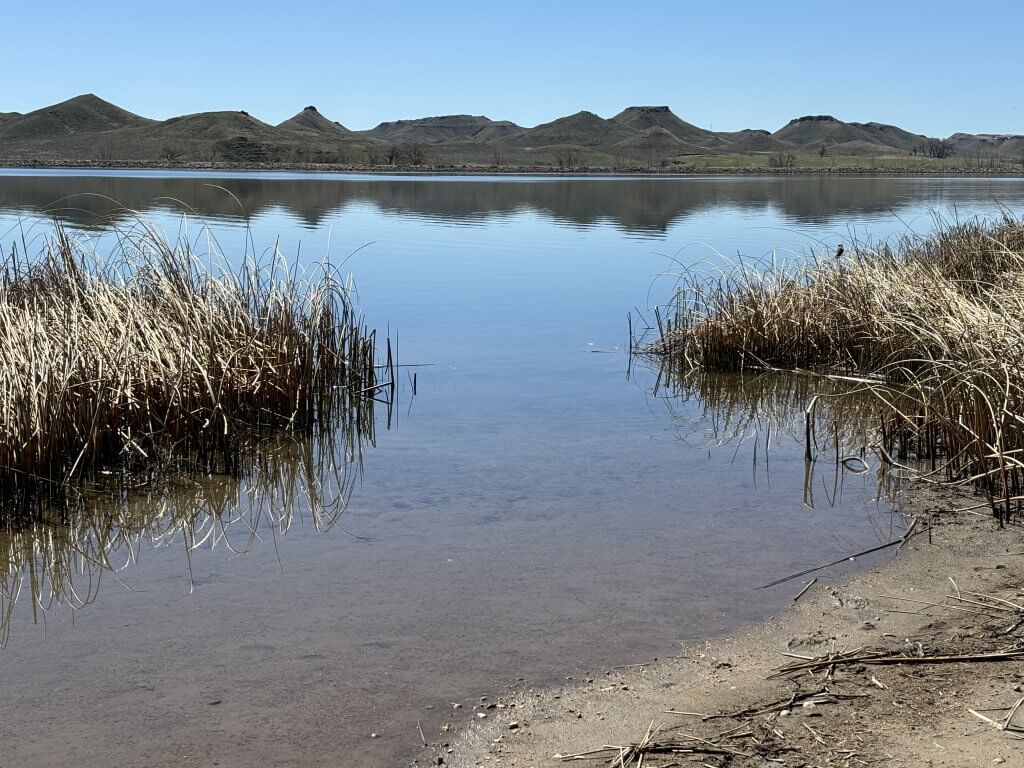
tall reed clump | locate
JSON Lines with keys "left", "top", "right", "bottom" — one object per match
{"left": 0, "top": 219, "right": 386, "bottom": 514}
{"left": 655, "top": 216, "right": 1024, "bottom": 522}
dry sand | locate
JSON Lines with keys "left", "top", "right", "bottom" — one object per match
{"left": 422, "top": 483, "right": 1024, "bottom": 767}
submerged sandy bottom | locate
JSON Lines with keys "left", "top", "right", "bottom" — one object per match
{"left": 0, "top": 419, "right": 893, "bottom": 766}
{"left": 444, "top": 485, "right": 1024, "bottom": 768}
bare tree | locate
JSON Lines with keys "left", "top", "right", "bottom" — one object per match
{"left": 404, "top": 143, "right": 426, "bottom": 165}
{"left": 159, "top": 145, "right": 183, "bottom": 163}
{"left": 96, "top": 141, "right": 115, "bottom": 163}
{"left": 554, "top": 148, "right": 581, "bottom": 170}
{"left": 385, "top": 144, "right": 401, "bottom": 165}
{"left": 365, "top": 144, "right": 383, "bottom": 165}
{"left": 490, "top": 145, "right": 504, "bottom": 167}
{"left": 921, "top": 139, "right": 955, "bottom": 159}
{"left": 767, "top": 152, "right": 796, "bottom": 168}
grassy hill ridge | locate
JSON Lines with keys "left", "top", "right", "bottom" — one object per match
{"left": 277, "top": 106, "right": 351, "bottom": 135}
{"left": 1, "top": 95, "right": 1019, "bottom": 168}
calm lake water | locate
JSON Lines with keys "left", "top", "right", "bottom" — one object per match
{"left": 2, "top": 171, "right": 1023, "bottom": 767}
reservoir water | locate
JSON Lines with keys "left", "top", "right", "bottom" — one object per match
{"left": 2, "top": 171, "right": 1023, "bottom": 766}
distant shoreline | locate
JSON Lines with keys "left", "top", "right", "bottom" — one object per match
{"left": 2, "top": 159, "right": 1023, "bottom": 178}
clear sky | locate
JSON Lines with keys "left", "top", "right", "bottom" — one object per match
{"left": 5, "top": 0, "right": 1022, "bottom": 136}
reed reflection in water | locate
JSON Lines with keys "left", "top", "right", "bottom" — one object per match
{"left": 649, "top": 366, "right": 913, "bottom": 515}
{"left": 0, "top": 405, "right": 380, "bottom": 648}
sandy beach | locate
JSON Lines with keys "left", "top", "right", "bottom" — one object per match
{"left": 432, "top": 483, "right": 1024, "bottom": 767}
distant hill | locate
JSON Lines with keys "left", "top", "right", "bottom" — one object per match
{"left": 947, "top": 132, "right": 1024, "bottom": 159}
{"left": 507, "top": 111, "right": 635, "bottom": 147}
{"left": 468, "top": 121, "right": 525, "bottom": 141}
{"left": 0, "top": 94, "right": 1018, "bottom": 168}
{"left": 773, "top": 115, "right": 877, "bottom": 147}
{"left": 365, "top": 115, "right": 522, "bottom": 143}
{"left": 0, "top": 97, "right": 376, "bottom": 163}
{"left": 615, "top": 126, "right": 703, "bottom": 157}
{"left": 612, "top": 106, "right": 717, "bottom": 144}
{"left": 716, "top": 129, "right": 792, "bottom": 153}
{"left": 278, "top": 106, "right": 351, "bottom": 135}
{"left": 849, "top": 122, "right": 928, "bottom": 152}
{"left": 769, "top": 115, "right": 939, "bottom": 156}
{"left": 151, "top": 110, "right": 281, "bottom": 141}
{"left": 0, "top": 94, "right": 152, "bottom": 143}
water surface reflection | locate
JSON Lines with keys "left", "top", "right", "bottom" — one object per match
{"left": 653, "top": 368, "right": 910, "bottom": 513}
{"left": 1, "top": 416, "right": 376, "bottom": 647}
{"left": 3, "top": 171, "right": 1024, "bottom": 232}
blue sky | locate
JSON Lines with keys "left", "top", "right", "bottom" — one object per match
{"left": 6, "top": 0, "right": 1022, "bottom": 136}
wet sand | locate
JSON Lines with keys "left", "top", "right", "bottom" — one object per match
{"left": 440, "top": 484, "right": 1024, "bottom": 767}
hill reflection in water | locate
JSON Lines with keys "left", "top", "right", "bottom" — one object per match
{"left": 3, "top": 172, "right": 1023, "bottom": 234}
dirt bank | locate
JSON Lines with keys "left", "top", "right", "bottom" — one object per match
{"left": 424, "top": 484, "right": 1024, "bottom": 767}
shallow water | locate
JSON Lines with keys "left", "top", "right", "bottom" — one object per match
{"left": 1, "top": 172, "right": 1023, "bottom": 766}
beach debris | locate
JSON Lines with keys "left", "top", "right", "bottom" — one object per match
{"left": 793, "top": 577, "right": 818, "bottom": 602}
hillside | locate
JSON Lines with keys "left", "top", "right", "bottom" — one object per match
{"left": 768, "top": 115, "right": 943, "bottom": 156}
{"left": 0, "top": 94, "right": 1018, "bottom": 168}
{"left": 716, "top": 129, "right": 792, "bottom": 153}
{"left": 466, "top": 121, "right": 524, "bottom": 141}
{"left": 126, "top": 111, "right": 305, "bottom": 161}
{"left": 615, "top": 126, "right": 705, "bottom": 157}
{"left": 948, "top": 132, "right": 1024, "bottom": 159}
{"left": 612, "top": 106, "right": 718, "bottom": 145}
{"left": 772, "top": 115, "right": 878, "bottom": 147}
{"left": 0, "top": 94, "right": 153, "bottom": 143}
{"left": 0, "top": 98, "right": 376, "bottom": 163}
{"left": 151, "top": 110, "right": 282, "bottom": 141}
{"left": 277, "top": 106, "right": 351, "bottom": 135}
{"left": 849, "top": 121, "right": 928, "bottom": 152}
{"left": 506, "top": 111, "right": 635, "bottom": 147}
{"left": 365, "top": 115, "right": 521, "bottom": 144}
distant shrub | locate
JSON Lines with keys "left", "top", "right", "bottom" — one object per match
{"left": 767, "top": 152, "right": 796, "bottom": 168}
{"left": 921, "top": 138, "right": 955, "bottom": 159}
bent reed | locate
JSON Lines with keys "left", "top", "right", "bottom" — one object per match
{"left": 656, "top": 215, "right": 1024, "bottom": 522}
{"left": 0, "top": 218, "right": 384, "bottom": 514}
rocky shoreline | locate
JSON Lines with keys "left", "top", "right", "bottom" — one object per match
{"left": 2, "top": 159, "right": 1023, "bottom": 177}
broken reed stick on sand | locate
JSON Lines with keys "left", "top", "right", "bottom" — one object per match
{"left": 793, "top": 577, "right": 818, "bottom": 602}
{"left": 969, "top": 696, "right": 1024, "bottom": 732}
{"left": 772, "top": 647, "right": 1024, "bottom": 677}
{"left": 760, "top": 518, "right": 923, "bottom": 589}
{"left": 665, "top": 687, "right": 868, "bottom": 722}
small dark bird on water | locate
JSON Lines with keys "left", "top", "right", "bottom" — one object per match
{"left": 835, "top": 244, "right": 845, "bottom": 259}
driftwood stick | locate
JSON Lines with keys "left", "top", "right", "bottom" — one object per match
{"left": 793, "top": 577, "right": 818, "bottom": 602}
{"left": 778, "top": 648, "right": 1024, "bottom": 675}
{"left": 759, "top": 523, "right": 926, "bottom": 589}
